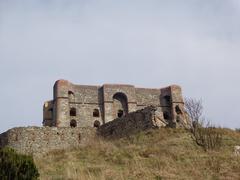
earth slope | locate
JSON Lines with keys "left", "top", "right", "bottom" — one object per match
{"left": 35, "top": 128, "right": 240, "bottom": 180}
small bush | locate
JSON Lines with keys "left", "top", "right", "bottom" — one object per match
{"left": 155, "top": 175, "right": 163, "bottom": 180}
{"left": 185, "top": 98, "right": 223, "bottom": 151}
{"left": 235, "top": 128, "right": 240, "bottom": 133}
{"left": 191, "top": 124, "right": 223, "bottom": 151}
{"left": 0, "top": 147, "right": 39, "bottom": 180}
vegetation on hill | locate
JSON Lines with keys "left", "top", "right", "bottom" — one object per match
{"left": 35, "top": 128, "right": 240, "bottom": 180}
{"left": 0, "top": 147, "right": 39, "bottom": 180}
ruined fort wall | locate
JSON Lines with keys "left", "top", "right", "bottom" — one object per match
{"left": 169, "top": 85, "right": 186, "bottom": 127}
{"left": 134, "top": 87, "right": 174, "bottom": 124}
{"left": 169, "top": 85, "right": 184, "bottom": 103}
{"left": 73, "top": 85, "right": 100, "bottom": 104}
{"left": 43, "top": 100, "right": 54, "bottom": 126}
{"left": 44, "top": 80, "right": 186, "bottom": 128}
{"left": 135, "top": 88, "right": 161, "bottom": 107}
{"left": 69, "top": 104, "right": 103, "bottom": 127}
{"left": 54, "top": 80, "right": 70, "bottom": 127}
{"left": 0, "top": 127, "right": 96, "bottom": 155}
{"left": 0, "top": 107, "right": 167, "bottom": 156}
{"left": 53, "top": 80, "right": 103, "bottom": 127}
{"left": 98, "top": 106, "right": 166, "bottom": 138}
{"left": 102, "top": 84, "right": 137, "bottom": 122}
{"left": 68, "top": 85, "right": 103, "bottom": 127}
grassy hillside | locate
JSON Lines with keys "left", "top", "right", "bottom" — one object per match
{"left": 35, "top": 128, "right": 240, "bottom": 180}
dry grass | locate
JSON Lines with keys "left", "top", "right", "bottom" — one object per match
{"left": 35, "top": 128, "right": 240, "bottom": 180}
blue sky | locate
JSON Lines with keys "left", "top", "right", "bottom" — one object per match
{"left": 0, "top": 0, "right": 240, "bottom": 132}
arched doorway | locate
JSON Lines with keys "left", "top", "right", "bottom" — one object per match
{"left": 70, "top": 107, "right": 76, "bottom": 116}
{"left": 113, "top": 92, "right": 128, "bottom": 118}
{"left": 70, "top": 119, "right": 77, "bottom": 128}
{"left": 93, "top": 120, "right": 101, "bottom": 128}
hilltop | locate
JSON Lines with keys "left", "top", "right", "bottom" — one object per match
{"left": 35, "top": 128, "right": 240, "bottom": 180}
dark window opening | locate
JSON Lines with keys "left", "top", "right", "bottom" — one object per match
{"left": 68, "top": 91, "right": 75, "bottom": 102}
{"left": 70, "top": 120, "right": 77, "bottom": 128}
{"left": 176, "top": 115, "right": 181, "bottom": 123}
{"left": 93, "top": 109, "right": 100, "bottom": 117}
{"left": 70, "top": 108, "right": 76, "bottom": 116}
{"left": 118, "top": 110, "right": 124, "bottom": 118}
{"left": 94, "top": 120, "right": 101, "bottom": 128}
{"left": 163, "top": 112, "right": 170, "bottom": 120}
{"left": 68, "top": 91, "right": 74, "bottom": 96}
{"left": 175, "top": 105, "right": 182, "bottom": 114}
{"left": 48, "top": 108, "right": 53, "bottom": 116}
{"left": 164, "top": 95, "right": 171, "bottom": 103}
{"left": 78, "top": 133, "right": 81, "bottom": 142}
{"left": 110, "top": 129, "right": 114, "bottom": 135}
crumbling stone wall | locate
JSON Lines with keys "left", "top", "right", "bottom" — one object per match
{"left": 0, "top": 127, "right": 96, "bottom": 155}
{"left": 98, "top": 105, "right": 191, "bottom": 138}
{"left": 98, "top": 106, "right": 168, "bottom": 138}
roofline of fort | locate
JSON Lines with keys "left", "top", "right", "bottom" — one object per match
{"left": 54, "top": 79, "right": 181, "bottom": 90}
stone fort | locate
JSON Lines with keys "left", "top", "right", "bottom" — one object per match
{"left": 0, "top": 80, "right": 190, "bottom": 155}
{"left": 43, "top": 79, "right": 188, "bottom": 129}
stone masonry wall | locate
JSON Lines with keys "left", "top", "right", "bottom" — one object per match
{"left": 98, "top": 106, "right": 167, "bottom": 138}
{"left": 0, "top": 106, "right": 190, "bottom": 156}
{"left": 135, "top": 88, "right": 161, "bottom": 106}
{"left": 44, "top": 80, "right": 186, "bottom": 129}
{"left": 0, "top": 127, "right": 96, "bottom": 156}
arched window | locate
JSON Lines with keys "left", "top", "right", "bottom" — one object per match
{"left": 113, "top": 92, "right": 128, "bottom": 118}
{"left": 70, "top": 119, "right": 77, "bottom": 128}
{"left": 48, "top": 108, "right": 53, "bottom": 117}
{"left": 68, "top": 91, "right": 75, "bottom": 102}
{"left": 70, "top": 107, "right": 76, "bottom": 116}
{"left": 164, "top": 95, "right": 171, "bottom": 104}
{"left": 93, "top": 109, "right": 100, "bottom": 117}
{"left": 94, "top": 120, "right": 101, "bottom": 128}
{"left": 175, "top": 105, "right": 182, "bottom": 114}
{"left": 163, "top": 111, "right": 170, "bottom": 120}
{"left": 118, "top": 110, "right": 124, "bottom": 118}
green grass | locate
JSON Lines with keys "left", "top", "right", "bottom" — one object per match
{"left": 35, "top": 128, "right": 240, "bottom": 180}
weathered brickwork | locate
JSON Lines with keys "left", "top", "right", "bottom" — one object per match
{"left": 0, "top": 127, "right": 96, "bottom": 155}
{"left": 43, "top": 80, "right": 187, "bottom": 129}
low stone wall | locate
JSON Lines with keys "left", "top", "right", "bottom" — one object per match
{"left": 98, "top": 106, "right": 167, "bottom": 138}
{"left": 0, "top": 127, "right": 96, "bottom": 155}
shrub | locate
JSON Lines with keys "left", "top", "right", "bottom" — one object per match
{"left": 185, "top": 98, "right": 223, "bottom": 151}
{"left": 235, "top": 128, "right": 240, "bottom": 133}
{"left": 0, "top": 147, "right": 39, "bottom": 180}
{"left": 191, "top": 123, "right": 223, "bottom": 151}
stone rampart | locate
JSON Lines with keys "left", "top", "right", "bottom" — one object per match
{"left": 0, "top": 127, "right": 96, "bottom": 156}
